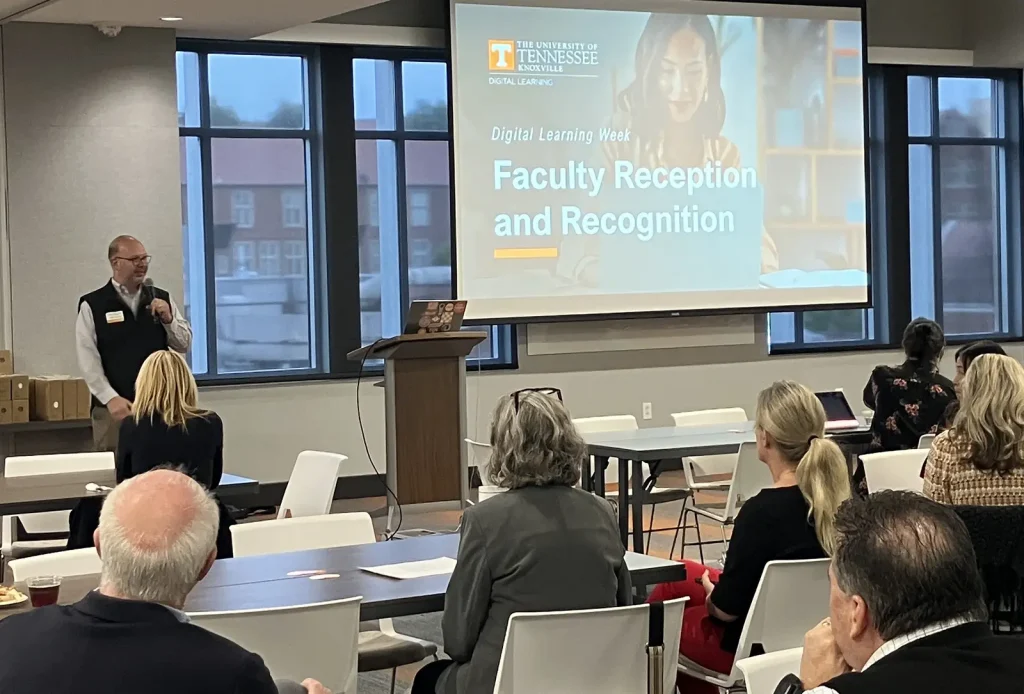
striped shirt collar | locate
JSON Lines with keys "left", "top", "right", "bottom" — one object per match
{"left": 862, "top": 618, "right": 971, "bottom": 671}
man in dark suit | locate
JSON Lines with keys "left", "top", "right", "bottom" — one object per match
{"left": 0, "top": 469, "right": 330, "bottom": 694}
{"left": 795, "top": 491, "right": 1024, "bottom": 694}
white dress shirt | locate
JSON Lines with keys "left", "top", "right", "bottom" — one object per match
{"left": 75, "top": 279, "right": 192, "bottom": 405}
{"left": 804, "top": 618, "right": 971, "bottom": 693}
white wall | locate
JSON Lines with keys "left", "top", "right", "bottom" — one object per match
{"left": 970, "top": 0, "right": 1024, "bottom": 66}
{"left": 1, "top": 16, "right": 1008, "bottom": 484}
{"left": 2, "top": 23, "right": 182, "bottom": 377}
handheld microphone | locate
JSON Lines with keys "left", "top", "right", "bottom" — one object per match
{"left": 141, "top": 277, "right": 157, "bottom": 322}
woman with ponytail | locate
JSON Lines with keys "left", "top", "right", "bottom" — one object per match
{"left": 649, "top": 381, "right": 852, "bottom": 694}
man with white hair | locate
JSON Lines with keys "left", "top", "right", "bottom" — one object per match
{"left": 0, "top": 469, "right": 331, "bottom": 694}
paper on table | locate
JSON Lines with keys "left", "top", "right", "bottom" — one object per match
{"left": 360, "top": 557, "right": 457, "bottom": 580}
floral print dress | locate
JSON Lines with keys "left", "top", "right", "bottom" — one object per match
{"left": 859, "top": 360, "right": 957, "bottom": 493}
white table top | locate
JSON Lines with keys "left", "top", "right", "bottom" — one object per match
{"left": 583, "top": 421, "right": 871, "bottom": 459}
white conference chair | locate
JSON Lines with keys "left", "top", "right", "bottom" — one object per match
{"left": 230, "top": 513, "right": 437, "bottom": 693}
{"left": 678, "top": 559, "right": 831, "bottom": 692}
{"left": 736, "top": 648, "right": 804, "bottom": 694}
{"left": 8, "top": 547, "right": 102, "bottom": 582}
{"left": 679, "top": 441, "right": 772, "bottom": 562}
{"left": 492, "top": 598, "right": 687, "bottom": 694}
{"left": 230, "top": 513, "right": 379, "bottom": 558}
{"left": 574, "top": 415, "right": 691, "bottom": 552}
{"left": 671, "top": 407, "right": 747, "bottom": 492}
{"left": 2, "top": 452, "right": 115, "bottom": 562}
{"left": 918, "top": 433, "right": 937, "bottom": 450}
{"left": 190, "top": 598, "right": 362, "bottom": 694}
{"left": 859, "top": 449, "right": 928, "bottom": 494}
{"left": 277, "top": 451, "right": 347, "bottom": 519}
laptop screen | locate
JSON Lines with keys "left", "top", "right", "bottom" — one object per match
{"left": 815, "top": 391, "right": 858, "bottom": 423}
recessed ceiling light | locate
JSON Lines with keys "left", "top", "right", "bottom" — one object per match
{"left": 160, "top": 16, "right": 183, "bottom": 22}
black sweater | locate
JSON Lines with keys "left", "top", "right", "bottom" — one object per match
{"left": 823, "top": 623, "right": 1024, "bottom": 694}
{"left": 116, "top": 412, "right": 224, "bottom": 490}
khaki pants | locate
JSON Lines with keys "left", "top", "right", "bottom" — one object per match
{"left": 91, "top": 406, "right": 120, "bottom": 453}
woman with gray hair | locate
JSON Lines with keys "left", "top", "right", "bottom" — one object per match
{"left": 411, "top": 388, "right": 632, "bottom": 694}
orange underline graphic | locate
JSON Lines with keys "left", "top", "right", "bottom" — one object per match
{"left": 494, "top": 247, "right": 559, "bottom": 259}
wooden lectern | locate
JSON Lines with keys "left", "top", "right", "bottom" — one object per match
{"left": 347, "top": 332, "right": 488, "bottom": 525}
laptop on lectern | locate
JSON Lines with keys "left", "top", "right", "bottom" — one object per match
{"left": 814, "top": 390, "right": 861, "bottom": 432}
{"left": 403, "top": 300, "right": 468, "bottom": 335}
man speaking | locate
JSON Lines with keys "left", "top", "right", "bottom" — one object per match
{"left": 75, "top": 236, "right": 192, "bottom": 451}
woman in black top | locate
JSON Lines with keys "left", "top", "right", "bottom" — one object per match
{"left": 118, "top": 350, "right": 232, "bottom": 556}
{"left": 66, "top": 350, "right": 232, "bottom": 554}
{"left": 649, "top": 381, "right": 852, "bottom": 694}
{"left": 117, "top": 353, "right": 223, "bottom": 489}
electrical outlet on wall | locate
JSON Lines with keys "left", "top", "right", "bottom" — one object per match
{"left": 642, "top": 402, "right": 653, "bottom": 420}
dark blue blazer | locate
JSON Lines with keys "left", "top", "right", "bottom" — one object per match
{"left": 0, "top": 591, "right": 277, "bottom": 694}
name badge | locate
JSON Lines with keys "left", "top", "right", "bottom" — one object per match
{"left": 105, "top": 311, "right": 124, "bottom": 324}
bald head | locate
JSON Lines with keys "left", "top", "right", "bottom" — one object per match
{"left": 107, "top": 235, "right": 149, "bottom": 289}
{"left": 97, "top": 469, "right": 219, "bottom": 608}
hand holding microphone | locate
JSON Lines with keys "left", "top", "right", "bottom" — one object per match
{"left": 142, "top": 278, "right": 172, "bottom": 325}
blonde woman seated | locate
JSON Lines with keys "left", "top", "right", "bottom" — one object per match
{"left": 648, "top": 382, "right": 852, "bottom": 694}
{"left": 117, "top": 350, "right": 223, "bottom": 489}
{"left": 68, "top": 350, "right": 230, "bottom": 554}
{"left": 924, "top": 354, "right": 1024, "bottom": 506}
{"left": 411, "top": 388, "right": 631, "bottom": 694}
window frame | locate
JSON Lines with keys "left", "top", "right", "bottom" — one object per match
{"left": 179, "top": 40, "right": 327, "bottom": 383}
{"left": 771, "top": 64, "right": 1024, "bottom": 355}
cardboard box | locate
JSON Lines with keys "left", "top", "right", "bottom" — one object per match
{"left": 0, "top": 375, "right": 28, "bottom": 402}
{"left": 30, "top": 377, "right": 64, "bottom": 421}
{"left": 76, "top": 379, "right": 90, "bottom": 419}
{"left": 61, "top": 378, "right": 90, "bottom": 420}
{"left": 0, "top": 401, "right": 13, "bottom": 424}
{"left": 10, "top": 375, "right": 29, "bottom": 401}
{"left": 0, "top": 350, "right": 13, "bottom": 375}
{"left": 12, "top": 399, "right": 29, "bottom": 423}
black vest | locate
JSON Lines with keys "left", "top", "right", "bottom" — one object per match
{"left": 823, "top": 623, "right": 1024, "bottom": 694}
{"left": 80, "top": 280, "right": 170, "bottom": 404}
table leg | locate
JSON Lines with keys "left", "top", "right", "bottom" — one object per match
{"left": 618, "top": 456, "right": 629, "bottom": 548}
{"left": 581, "top": 454, "right": 593, "bottom": 493}
{"left": 632, "top": 458, "right": 644, "bottom": 554}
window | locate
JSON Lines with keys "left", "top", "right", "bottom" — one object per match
{"left": 770, "top": 66, "right": 1023, "bottom": 353}
{"left": 284, "top": 240, "right": 306, "bottom": 276}
{"left": 282, "top": 189, "right": 306, "bottom": 228}
{"left": 258, "top": 240, "right": 281, "bottom": 276}
{"left": 231, "top": 189, "right": 255, "bottom": 228}
{"left": 233, "top": 241, "right": 255, "bottom": 275}
{"left": 352, "top": 54, "right": 512, "bottom": 364}
{"left": 907, "top": 75, "right": 1021, "bottom": 338}
{"left": 178, "top": 46, "right": 320, "bottom": 378}
{"left": 409, "top": 189, "right": 431, "bottom": 227}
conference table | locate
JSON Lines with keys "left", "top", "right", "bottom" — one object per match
{"left": 583, "top": 420, "right": 872, "bottom": 553}
{"left": 0, "top": 533, "right": 687, "bottom": 623}
{"left": 0, "top": 471, "right": 260, "bottom": 516}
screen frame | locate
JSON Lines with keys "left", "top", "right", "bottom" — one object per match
{"left": 447, "top": 0, "right": 873, "bottom": 325}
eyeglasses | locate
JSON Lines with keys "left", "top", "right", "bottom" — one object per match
{"left": 114, "top": 255, "right": 152, "bottom": 266}
{"left": 511, "top": 387, "right": 563, "bottom": 412}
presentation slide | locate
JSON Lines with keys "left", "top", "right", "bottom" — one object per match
{"left": 451, "top": 0, "right": 870, "bottom": 322}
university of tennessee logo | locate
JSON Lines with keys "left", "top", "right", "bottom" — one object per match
{"left": 488, "top": 40, "right": 516, "bottom": 71}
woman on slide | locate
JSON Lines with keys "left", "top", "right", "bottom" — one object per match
{"left": 601, "top": 12, "right": 779, "bottom": 273}
{"left": 649, "top": 381, "right": 851, "bottom": 694}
